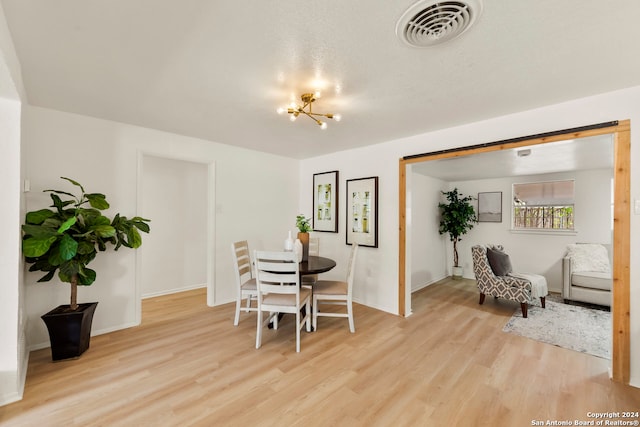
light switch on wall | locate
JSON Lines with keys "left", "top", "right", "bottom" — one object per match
{"left": 635, "top": 199, "right": 640, "bottom": 215}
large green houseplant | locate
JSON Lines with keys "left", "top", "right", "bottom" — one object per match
{"left": 438, "top": 188, "right": 477, "bottom": 277}
{"left": 22, "top": 177, "right": 150, "bottom": 360}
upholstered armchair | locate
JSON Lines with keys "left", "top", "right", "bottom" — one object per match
{"left": 471, "top": 245, "right": 548, "bottom": 318}
{"left": 562, "top": 243, "right": 612, "bottom": 307}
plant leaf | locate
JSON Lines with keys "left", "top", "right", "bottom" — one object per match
{"left": 25, "top": 209, "right": 55, "bottom": 225}
{"left": 78, "top": 268, "right": 96, "bottom": 286}
{"left": 86, "top": 193, "right": 109, "bottom": 210}
{"left": 60, "top": 177, "right": 85, "bottom": 193}
{"left": 37, "top": 270, "right": 56, "bottom": 282}
{"left": 90, "top": 224, "right": 116, "bottom": 238}
{"left": 22, "top": 236, "right": 58, "bottom": 258}
{"left": 77, "top": 240, "right": 95, "bottom": 255}
{"left": 132, "top": 220, "right": 150, "bottom": 233}
{"left": 58, "top": 234, "right": 78, "bottom": 261}
{"left": 57, "top": 216, "right": 77, "bottom": 234}
{"left": 21, "top": 224, "right": 58, "bottom": 238}
{"left": 127, "top": 227, "right": 142, "bottom": 248}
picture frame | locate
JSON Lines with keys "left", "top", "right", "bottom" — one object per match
{"left": 346, "top": 176, "right": 378, "bottom": 247}
{"left": 478, "top": 191, "right": 502, "bottom": 222}
{"left": 312, "top": 171, "right": 339, "bottom": 232}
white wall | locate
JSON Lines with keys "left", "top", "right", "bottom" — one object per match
{"left": 140, "top": 155, "right": 208, "bottom": 298}
{"left": 410, "top": 172, "right": 448, "bottom": 293}
{"left": 446, "top": 169, "right": 612, "bottom": 292}
{"left": 22, "top": 105, "right": 299, "bottom": 350}
{"left": 300, "top": 85, "right": 640, "bottom": 386}
{"left": 0, "top": 1, "right": 26, "bottom": 406}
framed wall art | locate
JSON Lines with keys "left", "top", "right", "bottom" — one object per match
{"left": 346, "top": 176, "right": 378, "bottom": 247}
{"left": 313, "top": 170, "right": 339, "bottom": 232}
{"left": 478, "top": 191, "right": 502, "bottom": 222}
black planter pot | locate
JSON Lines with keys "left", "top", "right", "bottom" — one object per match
{"left": 41, "top": 302, "right": 98, "bottom": 361}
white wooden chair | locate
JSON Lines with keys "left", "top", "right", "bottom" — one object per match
{"left": 231, "top": 240, "right": 258, "bottom": 326}
{"left": 254, "top": 250, "right": 312, "bottom": 352}
{"left": 301, "top": 237, "right": 320, "bottom": 287}
{"left": 312, "top": 243, "right": 358, "bottom": 333}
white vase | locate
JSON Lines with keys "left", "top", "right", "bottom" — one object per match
{"left": 294, "top": 239, "right": 303, "bottom": 263}
{"left": 284, "top": 230, "right": 294, "bottom": 251}
{"left": 452, "top": 266, "right": 463, "bottom": 279}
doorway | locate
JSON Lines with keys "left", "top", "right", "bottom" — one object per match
{"left": 135, "top": 152, "right": 216, "bottom": 322}
{"left": 398, "top": 120, "right": 631, "bottom": 383}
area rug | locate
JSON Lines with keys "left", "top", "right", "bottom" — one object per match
{"left": 502, "top": 300, "right": 611, "bottom": 359}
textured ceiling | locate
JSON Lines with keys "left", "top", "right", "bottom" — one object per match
{"left": 412, "top": 134, "right": 614, "bottom": 181}
{"left": 2, "top": 0, "right": 640, "bottom": 159}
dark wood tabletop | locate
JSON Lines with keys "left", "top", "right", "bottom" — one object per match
{"left": 299, "top": 256, "right": 336, "bottom": 275}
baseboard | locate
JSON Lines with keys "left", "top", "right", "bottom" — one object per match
{"left": 142, "top": 283, "right": 206, "bottom": 299}
{"left": 411, "top": 274, "right": 449, "bottom": 293}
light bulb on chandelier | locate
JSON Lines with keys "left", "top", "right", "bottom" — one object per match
{"left": 277, "top": 92, "right": 341, "bottom": 129}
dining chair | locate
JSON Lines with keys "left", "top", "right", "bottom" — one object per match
{"left": 312, "top": 243, "right": 359, "bottom": 333}
{"left": 231, "top": 240, "right": 258, "bottom": 326}
{"left": 301, "top": 237, "right": 320, "bottom": 287}
{"left": 254, "top": 250, "right": 312, "bottom": 352}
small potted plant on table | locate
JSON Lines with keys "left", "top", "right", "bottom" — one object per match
{"left": 295, "top": 214, "right": 312, "bottom": 261}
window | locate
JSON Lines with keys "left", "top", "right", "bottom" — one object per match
{"left": 512, "top": 180, "right": 574, "bottom": 230}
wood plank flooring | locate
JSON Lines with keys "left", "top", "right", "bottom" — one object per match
{"left": 2, "top": 278, "right": 639, "bottom": 426}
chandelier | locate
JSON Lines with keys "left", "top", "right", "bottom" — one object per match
{"left": 277, "top": 92, "right": 341, "bottom": 129}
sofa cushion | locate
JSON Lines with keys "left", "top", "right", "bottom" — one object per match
{"left": 572, "top": 271, "right": 612, "bottom": 291}
{"left": 486, "top": 247, "right": 512, "bottom": 276}
{"left": 566, "top": 243, "right": 610, "bottom": 273}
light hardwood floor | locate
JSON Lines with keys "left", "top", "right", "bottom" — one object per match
{"left": 2, "top": 278, "right": 639, "bottom": 426}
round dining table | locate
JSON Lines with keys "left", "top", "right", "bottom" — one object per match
{"left": 299, "top": 255, "right": 336, "bottom": 277}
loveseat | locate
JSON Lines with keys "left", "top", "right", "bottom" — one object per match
{"left": 562, "top": 243, "right": 612, "bottom": 307}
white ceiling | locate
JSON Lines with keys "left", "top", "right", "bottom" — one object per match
{"left": 2, "top": 0, "right": 640, "bottom": 159}
{"left": 411, "top": 134, "right": 614, "bottom": 181}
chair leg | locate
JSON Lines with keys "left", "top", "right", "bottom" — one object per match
{"left": 312, "top": 296, "right": 318, "bottom": 331}
{"left": 347, "top": 300, "right": 355, "bottom": 333}
{"left": 479, "top": 293, "right": 486, "bottom": 305}
{"left": 297, "top": 309, "right": 301, "bottom": 352}
{"left": 540, "top": 296, "right": 546, "bottom": 308}
{"left": 520, "top": 303, "right": 528, "bottom": 318}
{"left": 256, "top": 310, "right": 262, "bottom": 349}
{"left": 305, "top": 300, "right": 311, "bottom": 332}
{"left": 234, "top": 297, "right": 241, "bottom": 326}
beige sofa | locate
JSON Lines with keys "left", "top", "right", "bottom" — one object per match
{"left": 562, "top": 243, "right": 612, "bottom": 307}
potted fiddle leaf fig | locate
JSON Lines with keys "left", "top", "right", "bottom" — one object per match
{"left": 22, "top": 177, "right": 150, "bottom": 361}
{"left": 438, "top": 188, "right": 477, "bottom": 279}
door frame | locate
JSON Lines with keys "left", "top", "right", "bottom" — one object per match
{"left": 398, "top": 120, "right": 631, "bottom": 384}
{"left": 135, "top": 151, "right": 217, "bottom": 323}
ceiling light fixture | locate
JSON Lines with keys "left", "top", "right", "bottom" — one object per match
{"left": 277, "top": 92, "right": 341, "bottom": 129}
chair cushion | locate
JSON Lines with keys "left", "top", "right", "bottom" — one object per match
{"left": 313, "top": 280, "right": 348, "bottom": 296}
{"left": 566, "top": 243, "right": 610, "bottom": 273}
{"left": 572, "top": 271, "right": 612, "bottom": 291}
{"left": 486, "top": 247, "right": 513, "bottom": 276}
{"left": 262, "top": 287, "right": 311, "bottom": 306}
{"left": 241, "top": 278, "right": 257, "bottom": 291}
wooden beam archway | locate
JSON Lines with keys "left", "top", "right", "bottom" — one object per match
{"left": 398, "top": 120, "right": 631, "bottom": 384}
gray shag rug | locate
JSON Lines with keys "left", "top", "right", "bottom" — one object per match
{"left": 502, "top": 300, "right": 611, "bottom": 359}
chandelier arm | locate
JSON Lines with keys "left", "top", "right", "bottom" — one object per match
{"left": 299, "top": 109, "right": 322, "bottom": 125}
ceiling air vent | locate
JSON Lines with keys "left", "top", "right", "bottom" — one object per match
{"left": 396, "top": 0, "right": 483, "bottom": 47}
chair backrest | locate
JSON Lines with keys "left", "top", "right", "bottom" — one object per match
{"left": 346, "top": 244, "right": 359, "bottom": 295}
{"left": 254, "top": 250, "right": 301, "bottom": 295}
{"left": 309, "top": 237, "right": 320, "bottom": 256}
{"left": 232, "top": 241, "right": 253, "bottom": 287}
{"left": 471, "top": 245, "right": 491, "bottom": 280}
